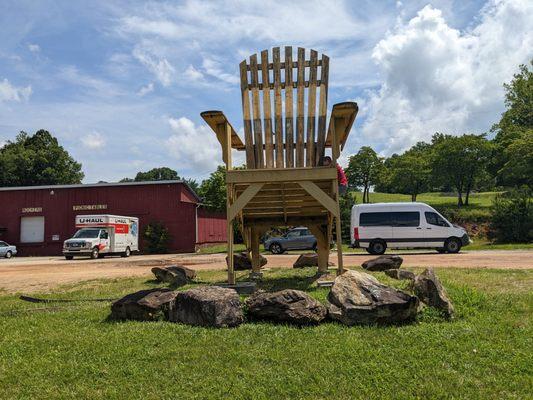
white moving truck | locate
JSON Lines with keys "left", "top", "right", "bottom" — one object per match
{"left": 350, "top": 203, "right": 470, "bottom": 255}
{"left": 63, "top": 215, "right": 139, "bottom": 260}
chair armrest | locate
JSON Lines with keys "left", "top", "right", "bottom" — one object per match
{"left": 200, "top": 111, "right": 245, "bottom": 150}
{"left": 325, "top": 102, "right": 358, "bottom": 152}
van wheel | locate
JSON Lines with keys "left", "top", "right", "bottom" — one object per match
{"left": 90, "top": 247, "right": 99, "bottom": 259}
{"left": 65, "top": 255, "right": 74, "bottom": 260}
{"left": 5, "top": 251, "right": 12, "bottom": 259}
{"left": 121, "top": 247, "right": 131, "bottom": 258}
{"left": 444, "top": 238, "right": 461, "bottom": 254}
{"left": 368, "top": 240, "right": 386, "bottom": 255}
{"left": 269, "top": 243, "right": 283, "bottom": 254}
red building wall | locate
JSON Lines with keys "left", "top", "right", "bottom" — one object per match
{"left": 197, "top": 209, "right": 227, "bottom": 244}
{"left": 0, "top": 181, "right": 225, "bottom": 256}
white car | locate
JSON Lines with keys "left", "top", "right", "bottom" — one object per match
{"left": 350, "top": 202, "right": 471, "bottom": 255}
{"left": 0, "top": 241, "right": 17, "bottom": 258}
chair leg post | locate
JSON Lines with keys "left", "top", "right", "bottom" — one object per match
{"left": 335, "top": 210, "right": 344, "bottom": 275}
{"left": 250, "top": 227, "right": 261, "bottom": 273}
{"left": 227, "top": 218, "right": 235, "bottom": 285}
{"left": 310, "top": 225, "right": 329, "bottom": 274}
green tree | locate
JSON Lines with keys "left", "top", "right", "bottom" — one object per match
{"left": 488, "top": 187, "right": 533, "bottom": 243}
{"left": 491, "top": 61, "right": 533, "bottom": 186}
{"left": 0, "top": 130, "right": 84, "bottom": 187}
{"left": 143, "top": 221, "right": 171, "bottom": 253}
{"left": 198, "top": 165, "right": 226, "bottom": 212}
{"left": 345, "top": 146, "right": 383, "bottom": 203}
{"left": 431, "top": 134, "right": 492, "bottom": 206}
{"left": 133, "top": 167, "right": 180, "bottom": 181}
{"left": 386, "top": 149, "right": 431, "bottom": 201}
{"left": 183, "top": 178, "right": 199, "bottom": 194}
{"left": 497, "top": 131, "right": 533, "bottom": 187}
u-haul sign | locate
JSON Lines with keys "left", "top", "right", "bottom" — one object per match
{"left": 75, "top": 215, "right": 135, "bottom": 234}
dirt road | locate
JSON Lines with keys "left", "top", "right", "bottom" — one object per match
{"left": 1, "top": 250, "right": 531, "bottom": 293}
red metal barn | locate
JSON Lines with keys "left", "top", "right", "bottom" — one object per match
{"left": 0, "top": 181, "right": 226, "bottom": 256}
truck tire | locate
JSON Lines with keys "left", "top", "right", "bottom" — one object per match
{"left": 65, "top": 255, "right": 74, "bottom": 260}
{"left": 121, "top": 247, "right": 131, "bottom": 258}
{"left": 444, "top": 238, "right": 461, "bottom": 254}
{"left": 5, "top": 251, "right": 12, "bottom": 259}
{"left": 368, "top": 240, "right": 387, "bottom": 255}
{"left": 90, "top": 247, "right": 99, "bottom": 259}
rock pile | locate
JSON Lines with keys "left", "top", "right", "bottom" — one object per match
{"left": 362, "top": 255, "right": 403, "bottom": 271}
{"left": 226, "top": 252, "right": 268, "bottom": 270}
{"left": 293, "top": 253, "right": 335, "bottom": 268}
{"left": 111, "top": 288, "right": 177, "bottom": 321}
{"left": 413, "top": 268, "right": 454, "bottom": 317}
{"left": 151, "top": 265, "right": 196, "bottom": 287}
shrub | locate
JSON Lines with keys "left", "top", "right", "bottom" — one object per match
{"left": 488, "top": 187, "right": 533, "bottom": 243}
{"left": 143, "top": 221, "right": 171, "bottom": 253}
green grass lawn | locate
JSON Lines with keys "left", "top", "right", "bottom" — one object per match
{"left": 1, "top": 267, "right": 531, "bottom": 399}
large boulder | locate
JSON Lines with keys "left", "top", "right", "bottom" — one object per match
{"left": 384, "top": 269, "right": 416, "bottom": 281}
{"left": 362, "top": 255, "right": 403, "bottom": 271}
{"left": 327, "top": 270, "right": 419, "bottom": 325}
{"left": 246, "top": 289, "right": 327, "bottom": 325}
{"left": 413, "top": 268, "right": 454, "bottom": 317}
{"left": 293, "top": 253, "right": 335, "bottom": 268}
{"left": 226, "top": 252, "right": 267, "bottom": 271}
{"left": 110, "top": 288, "right": 177, "bottom": 321}
{"left": 169, "top": 286, "right": 244, "bottom": 328}
{"left": 151, "top": 265, "right": 197, "bottom": 286}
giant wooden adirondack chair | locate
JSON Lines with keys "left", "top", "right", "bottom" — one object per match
{"left": 201, "top": 46, "right": 358, "bottom": 284}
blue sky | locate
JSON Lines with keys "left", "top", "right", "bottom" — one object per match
{"left": 0, "top": 0, "right": 531, "bottom": 183}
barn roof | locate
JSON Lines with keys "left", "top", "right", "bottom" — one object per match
{"left": 0, "top": 180, "right": 201, "bottom": 202}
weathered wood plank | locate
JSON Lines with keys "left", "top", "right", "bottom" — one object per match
{"left": 284, "top": 46, "right": 294, "bottom": 168}
{"left": 306, "top": 49, "right": 318, "bottom": 167}
{"left": 272, "top": 47, "right": 284, "bottom": 168}
{"left": 260, "top": 50, "right": 274, "bottom": 168}
{"left": 238, "top": 62, "right": 255, "bottom": 168}
{"left": 316, "top": 54, "right": 329, "bottom": 165}
{"left": 325, "top": 101, "right": 358, "bottom": 151}
{"left": 298, "top": 181, "right": 338, "bottom": 215}
{"left": 249, "top": 54, "right": 264, "bottom": 168}
{"left": 295, "top": 47, "right": 305, "bottom": 167}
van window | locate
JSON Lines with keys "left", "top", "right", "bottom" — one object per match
{"left": 391, "top": 212, "right": 420, "bottom": 227}
{"left": 425, "top": 212, "right": 449, "bottom": 227}
{"left": 359, "top": 212, "right": 391, "bottom": 226}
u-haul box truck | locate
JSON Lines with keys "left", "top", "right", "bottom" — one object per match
{"left": 63, "top": 215, "right": 139, "bottom": 260}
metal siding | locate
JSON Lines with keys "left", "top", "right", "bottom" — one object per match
{"left": 197, "top": 209, "right": 227, "bottom": 244}
{"left": 0, "top": 182, "right": 209, "bottom": 256}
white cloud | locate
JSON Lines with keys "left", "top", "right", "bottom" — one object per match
{"left": 166, "top": 117, "right": 222, "bottom": 172}
{"left": 0, "top": 78, "right": 32, "bottom": 102}
{"left": 355, "top": 0, "right": 533, "bottom": 155}
{"left": 82, "top": 131, "right": 106, "bottom": 149}
{"left": 132, "top": 47, "right": 175, "bottom": 86}
{"left": 137, "top": 82, "right": 154, "bottom": 96}
{"left": 183, "top": 65, "right": 204, "bottom": 82}
{"left": 28, "top": 43, "right": 40, "bottom": 53}
{"left": 201, "top": 57, "right": 239, "bottom": 84}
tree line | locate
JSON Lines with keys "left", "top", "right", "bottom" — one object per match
{"left": 346, "top": 61, "right": 532, "bottom": 206}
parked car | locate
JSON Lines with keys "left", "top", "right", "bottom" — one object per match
{"left": 350, "top": 202, "right": 471, "bottom": 255}
{"left": 264, "top": 227, "right": 317, "bottom": 254}
{"left": 0, "top": 241, "right": 17, "bottom": 258}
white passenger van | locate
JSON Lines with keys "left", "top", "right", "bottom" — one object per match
{"left": 63, "top": 215, "right": 139, "bottom": 260}
{"left": 350, "top": 203, "right": 470, "bottom": 255}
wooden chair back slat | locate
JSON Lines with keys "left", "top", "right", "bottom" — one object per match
{"left": 284, "top": 46, "right": 294, "bottom": 168}
{"left": 239, "top": 47, "right": 330, "bottom": 169}
{"left": 239, "top": 61, "right": 255, "bottom": 168}
{"left": 249, "top": 54, "right": 264, "bottom": 169}
{"left": 272, "top": 47, "right": 284, "bottom": 168}
{"left": 305, "top": 49, "right": 318, "bottom": 167}
{"left": 316, "top": 55, "right": 329, "bottom": 164}
{"left": 296, "top": 47, "right": 306, "bottom": 167}
{"left": 260, "top": 50, "right": 274, "bottom": 168}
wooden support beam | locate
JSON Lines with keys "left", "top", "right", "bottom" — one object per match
{"left": 226, "top": 167, "right": 336, "bottom": 184}
{"left": 298, "top": 181, "right": 338, "bottom": 215}
{"left": 227, "top": 183, "right": 264, "bottom": 221}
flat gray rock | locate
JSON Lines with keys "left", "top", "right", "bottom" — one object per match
{"left": 169, "top": 286, "right": 244, "bottom": 328}
{"left": 151, "top": 265, "right": 196, "bottom": 287}
{"left": 384, "top": 269, "right": 416, "bottom": 281}
{"left": 111, "top": 288, "right": 177, "bottom": 321}
{"left": 246, "top": 289, "right": 327, "bottom": 325}
{"left": 327, "top": 270, "right": 418, "bottom": 325}
{"left": 226, "top": 252, "right": 267, "bottom": 271}
{"left": 413, "top": 268, "right": 454, "bottom": 317}
{"left": 362, "top": 255, "right": 403, "bottom": 271}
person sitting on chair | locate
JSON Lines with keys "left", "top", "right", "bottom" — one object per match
{"left": 321, "top": 156, "right": 348, "bottom": 196}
